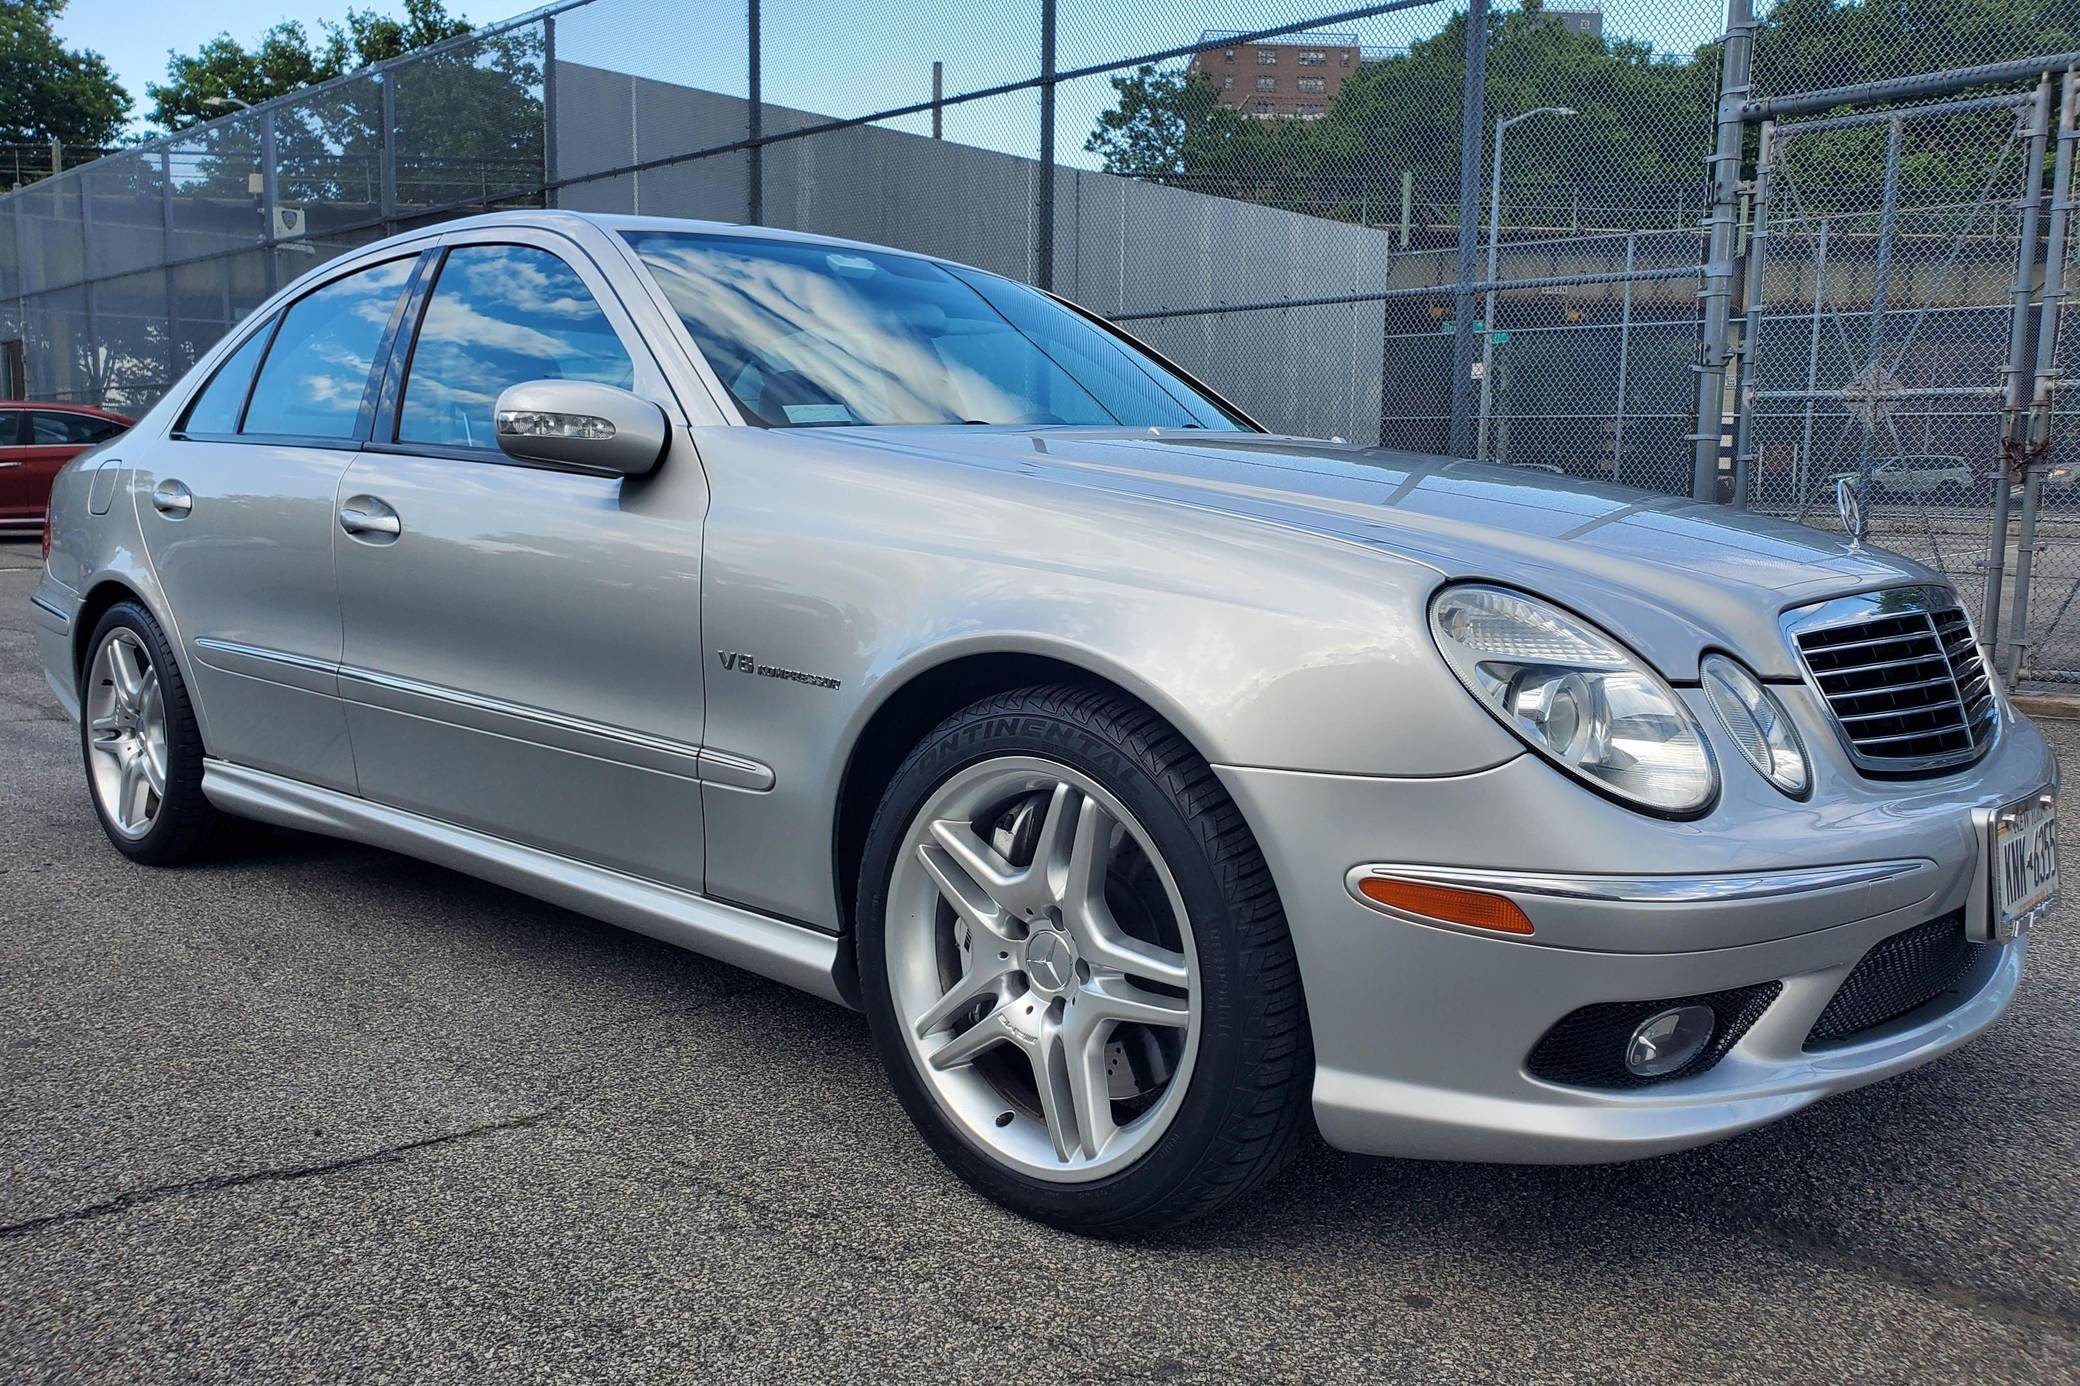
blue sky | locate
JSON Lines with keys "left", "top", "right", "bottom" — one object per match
{"left": 59, "top": 0, "right": 1729, "bottom": 169}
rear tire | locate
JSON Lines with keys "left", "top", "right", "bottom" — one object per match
{"left": 79, "top": 602, "right": 227, "bottom": 865}
{"left": 858, "top": 683, "right": 1311, "bottom": 1235}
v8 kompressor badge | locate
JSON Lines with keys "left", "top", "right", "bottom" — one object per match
{"left": 717, "top": 651, "right": 843, "bottom": 691}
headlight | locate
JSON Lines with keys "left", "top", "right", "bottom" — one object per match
{"left": 1429, "top": 585, "right": 1718, "bottom": 816}
{"left": 1700, "top": 654, "right": 1809, "bottom": 797}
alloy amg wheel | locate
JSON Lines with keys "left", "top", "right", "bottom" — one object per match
{"left": 80, "top": 602, "right": 226, "bottom": 865}
{"left": 884, "top": 758, "right": 1200, "bottom": 1180}
{"left": 85, "top": 628, "right": 168, "bottom": 839}
{"left": 859, "top": 684, "right": 1311, "bottom": 1235}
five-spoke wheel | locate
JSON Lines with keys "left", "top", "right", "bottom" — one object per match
{"left": 79, "top": 602, "right": 225, "bottom": 864}
{"left": 85, "top": 627, "right": 169, "bottom": 838}
{"left": 885, "top": 758, "right": 1200, "bottom": 1179}
{"left": 859, "top": 685, "right": 1311, "bottom": 1235}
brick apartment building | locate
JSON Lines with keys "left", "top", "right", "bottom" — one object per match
{"left": 1187, "top": 31, "right": 1363, "bottom": 120}
{"left": 1189, "top": 9, "right": 1603, "bottom": 120}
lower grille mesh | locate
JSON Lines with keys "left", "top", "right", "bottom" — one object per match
{"left": 1527, "top": 982, "right": 1781, "bottom": 1089}
{"left": 1805, "top": 909, "right": 1987, "bottom": 1048}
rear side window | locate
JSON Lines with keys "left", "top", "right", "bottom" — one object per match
{"left": 0, "top": 409, "right": 25, "bottom": 445}
{"left": 397, "top": 244, "right": 635, "bottom": 450}
{"left": 180, "top": 322, "right": 274, "bottom": 436}
{"left": 244, "top": 257, "right": 415, "bottom": 440}
{"left": 29, "top": 411, "right": 117, "bottom": 444}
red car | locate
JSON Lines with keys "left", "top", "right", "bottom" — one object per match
{"left": 0, "top": 402, "right": 133, "bottom": 535}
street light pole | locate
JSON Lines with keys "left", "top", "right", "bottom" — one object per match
{"left": 1477, "top": 105, "right": 1575, "bottom": 462}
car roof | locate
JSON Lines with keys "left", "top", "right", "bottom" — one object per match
{"left": 0, "top": 401, "right": 134, "bottom": 423}
{"left": 430, "top": 209, "right": 981, "bottom": 274}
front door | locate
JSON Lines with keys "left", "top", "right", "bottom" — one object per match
{"left": 135, "top": 254, "right": 421, "bottom": 791}
{"left": 331, "top": 233, "right": 709, "bottom": 889}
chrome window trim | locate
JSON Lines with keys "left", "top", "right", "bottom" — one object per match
{"left": 1780, "top": 584, "right": 1998, "bottom": 777}
{"left": 1347, "top": 859, "right": 1933, "bottom": 906}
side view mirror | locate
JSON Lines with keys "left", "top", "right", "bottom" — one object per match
{"left": 492, "top": 380, "right": 669, "bottom": 477}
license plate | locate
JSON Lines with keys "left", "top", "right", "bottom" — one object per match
{"left": 1991, "top": 788, "right": 2059, "bottom": 940}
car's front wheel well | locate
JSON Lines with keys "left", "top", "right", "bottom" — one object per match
{"left": 833, "top": 653, "right": 1144, "bottom": 946}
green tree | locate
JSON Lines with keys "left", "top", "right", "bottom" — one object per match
{"left": 1084, "top": 0, "right": 2080, "bottom": 228}
{"left": 1085, "top": 65, "right": 1233, "bottom": 178}
{"left": 144, "top": 0, "right": 474, "bottom": 132}
{"left": 0, "top": 0, "right": 130, "bottom": 148}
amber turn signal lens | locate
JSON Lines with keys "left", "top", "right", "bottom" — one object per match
{"left": 1355, "top": 876, "right": 1535, "bottom": 935}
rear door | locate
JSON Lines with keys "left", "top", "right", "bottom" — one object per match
{"left": 137, "top": 253, "right": 422, "bottom": 790}
{"left": 331, "top": 230, "right": 710, "bottom": 888}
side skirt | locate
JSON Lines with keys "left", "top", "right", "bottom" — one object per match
{"left": 201, "top": 759, "right": 850, "bottom": 1006}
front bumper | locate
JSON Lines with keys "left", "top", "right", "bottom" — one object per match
{"left": 1217, "top": 699, "right": 2055, "bottom": 1164}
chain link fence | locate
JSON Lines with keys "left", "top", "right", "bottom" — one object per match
{"left": 8, "top": 0, "right": 2080, "bottom": 677}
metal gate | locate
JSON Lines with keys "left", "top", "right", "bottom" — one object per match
{"left": 1732, "top": 69, "right": 2080, "bottom": 684}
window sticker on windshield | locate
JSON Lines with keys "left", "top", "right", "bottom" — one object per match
{"left": 783, "top": 403, "right": 852, "bottom": 424}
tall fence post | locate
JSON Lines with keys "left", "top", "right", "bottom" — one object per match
{"left": 542, "top": 14, "right": 558, "bottom": 209}
{"left": 1446, "top": 0, "right": 1489, "bottom": 459}
{"left": 1795, "top": 218, "right": 1829, "bottom": 513}
{"left": 1036, "top": 0, "right": 1058, "bottom": 291}
{"left": 1612, "top": 232, "right": 1636, "bottom": 485}
{"left": 1728, "top": 118, "right": 1776, "bottom": 508}
{"left": 1691, "top": 0, "right": 1755, "bottom": 501}
{"left": 380, "top": 75, "right": 399, "bottom": 223}
{"left": 161, "top": 148, "right": 179, "bottom": 384}
{"left": 1985, "top": 74, "right": 2055, "bottom": 664}
{"left": 260, "top": 109, "right": 280, "bottom": 294}
{"left": 2006, "top": 66, "right": 2079, "bottom": 680}
{"left": 1847, "top": 116, "right": 1904, "bottom": 546}
{"left": 747, "top": 0, "right": 762, "bottom": 225}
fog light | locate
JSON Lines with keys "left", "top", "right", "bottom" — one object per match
{"left": 1624, "top": 1005, "right": 1716, "bottom": 1077}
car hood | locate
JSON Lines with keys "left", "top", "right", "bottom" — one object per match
{"left": 842, "top": 427, "right": 1942, "bottom": 681}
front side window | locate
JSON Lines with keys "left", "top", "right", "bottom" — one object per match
{"left": 180, "top": 320, "right": 273, "bottom": 436}
{"left": 0, "top": 410, "right": 25, "bottom": 446}
{"left": 244, "top": 257, "right": 415, "bottom": 439}
{"left": 398, "top": 244, "right": 636, "bottom": 449}
{"left": 624, "top": 231, "right": 1248, "bottom": 432}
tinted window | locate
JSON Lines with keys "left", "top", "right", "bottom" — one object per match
{"left": 623, "top": 231, "right": 1246, "bottom": 430}
{"left": 0, "top": 410, "right": 25, "bottom": 446}
{"left": 244, "top": 257, "right": 415, "bottom": 439}
{"left": 398, "top": 244, "right": 636, "bottom": 449}
{"left": 180, "top": 320, "right": 274, "bottom": 435}
{"left": 30, "top": 411, "right": 118, "bottom": 444}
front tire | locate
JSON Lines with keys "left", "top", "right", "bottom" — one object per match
{"left": 79, "top": 602, "right": 226, "bottom": 865}
{"left": 858, "top": 684, "right": 1311, "bottom": 1235}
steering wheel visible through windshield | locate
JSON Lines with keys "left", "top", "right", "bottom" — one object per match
{"left": 622, "top": 230, "right": 1250, "bottom": 431}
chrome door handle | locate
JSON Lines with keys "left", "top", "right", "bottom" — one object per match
{"left": 338, "top": 495, "right": 402, "bottom": 540}
{"left": 0, "top": 460, "right": 23, "bottom": 469}
{"left": 151, "top": 479, "right": 193, "bottom": 517}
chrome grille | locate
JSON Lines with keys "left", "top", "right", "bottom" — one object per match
{"left": 1787, "top": 586, "right": 1996, "bottom": 775}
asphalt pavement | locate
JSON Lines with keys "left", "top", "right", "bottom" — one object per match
{"left": 1, "top": 540, "right": 2076, "bottom": 1383}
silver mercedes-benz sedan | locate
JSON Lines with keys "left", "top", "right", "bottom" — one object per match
{"left": 30, "top": 211, "right": 2059, "bottom": 1235}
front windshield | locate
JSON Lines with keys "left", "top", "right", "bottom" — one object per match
{"left": 622, "top": 230, "right": 1250, "bottom": 431}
